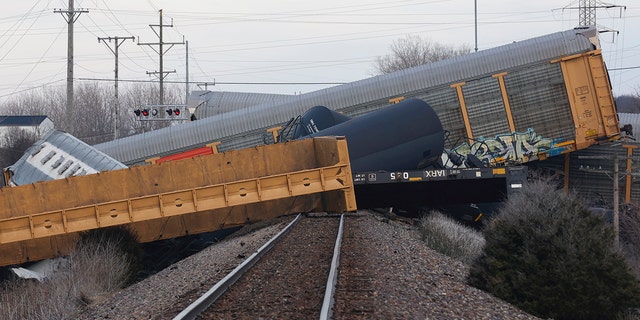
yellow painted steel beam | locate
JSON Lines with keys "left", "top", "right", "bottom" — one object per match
{"left": 450, "top": 82, "right": 473, "bottom": 145}
{"left": 389, "top": 96, "right": 405, "bottom": 104}
{"left": 0, "top": 165, "right": 351, "bottom": 245}
{"left": 266, "top": 127, "right": 282, "bottom": 142}
{"left": 623, "top": 144, "right": 637, "bottom": 204}
{"left": 0, "top": 136, "right": 356, "bottom": 266}
{"left": 551, "top": 49, "right": 601, "bottom": 63}
{"left": 492, "top": 72, "right": 516, "bottom": 132}
{"left": 554, "top": 50, "right": 620, "bottom": 150}
{"left": 206, "top": 141, "right": 221, "bottom": 154}
{"left": 587, "top": 54, "right": 620, "bottom": 138}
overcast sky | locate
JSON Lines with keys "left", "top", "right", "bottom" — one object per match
{"left": 0, "top": 0, "right": 638, "bottom": 104}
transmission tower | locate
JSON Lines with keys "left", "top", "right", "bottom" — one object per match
{"left": 138, "top": 9, "right": 184, "bottom": 105}
{"left": 563, "top": 0, "right": 626, "bottom": 29}
{"left": 54, "top": 0, "right": 88, "bottom": 135}
{"left": 579, "top": 0, "right": 597, "bottom": 26}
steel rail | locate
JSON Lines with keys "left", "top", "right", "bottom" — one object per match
{"left": 320, "top": 214, "right": 345, "bottom": 320}
{"left": 172, "top": 213, "right": 302, "bottom": 320}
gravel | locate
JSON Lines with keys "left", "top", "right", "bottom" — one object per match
{"left": 201, "top": 215, "right": 340, "bottom": 319}
{"left": 74, "top": 211, "right": 540, "bottom": 319}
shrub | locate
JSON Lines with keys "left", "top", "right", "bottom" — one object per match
{"left": 467, "top": 179, "right": 640, "bottom": 320}
{"left": 621, "top": 204, "right": 640, "bottom": 279}
{"left": 418, "top": 211, "right": 485, "bottom": 264}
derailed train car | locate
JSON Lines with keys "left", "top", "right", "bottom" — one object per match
{"left": 94, "top": 26, "right": 619, "bottom": 168}
{"left": 3, "top": 130, "right": 127, "bottom": 187}
{"left": 0, "top": 138, "right": 356, "bottom": 267}
{"left": 286, "top": 98, "right": 527, "bottom": 217}
{"left": 289, "top": 98, "right": 445, "bottom": 173}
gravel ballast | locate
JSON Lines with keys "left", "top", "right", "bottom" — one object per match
{"left": 75, "top": 211, "right": 540, "bottom": 319}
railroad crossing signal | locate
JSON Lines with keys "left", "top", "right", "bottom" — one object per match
{"left": 133, "top": 105, "right": 189, "bottom": 121}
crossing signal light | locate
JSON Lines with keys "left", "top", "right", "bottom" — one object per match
{"left": 134, "top": 109, "right": 150, "bottom": 117}
{"left": 166, "top": 108, "right": 181, "bottom": 116}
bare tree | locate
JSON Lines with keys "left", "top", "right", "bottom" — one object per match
{"left": 74, "top": 82, "right": 117, "bottom": 145}
{"left": 374, "top": 34, "right": 471, "bottom": 74}
{"left": 615, "top": 95, "right": 640, "bottom": 113}
{"left": 0, "top": 128, "right": 38, "bottom": 168}
{"left": 0, "top": 82, "right": 184, "bottom": 145}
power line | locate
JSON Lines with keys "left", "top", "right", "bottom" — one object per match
{"left": 0, "top": 1, "right": 47, "bottom": 61}
{"left": 609, "top": 65, "right": 640, "bottom": 71}
{"left": 8, "top": 25, "right": 66, "bottom": 98}
{"left": 0, "top": 79, "right": 65, "bottom": 99}
{"left": 96, "top": 0, "right": 159, "bottom": 70}
{"left": 0, "top": 0, "right": 42, "bottom": 53}
{"left": 77, "top": 77, "right": 346, "bottom": 85}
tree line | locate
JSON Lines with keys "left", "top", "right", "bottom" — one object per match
{"left": 0, "top": 83, "right": 185, "bottom": 168}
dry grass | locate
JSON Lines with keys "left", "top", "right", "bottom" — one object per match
{"left": 418, "top": 210, "right": 485, "bottom": 264}
{"left": 0, "top": 229, "right": 136, "bottom": 320}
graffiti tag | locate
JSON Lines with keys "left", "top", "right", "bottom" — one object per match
{"left": 442, "top": 128, "right": 569, "bottom": 168}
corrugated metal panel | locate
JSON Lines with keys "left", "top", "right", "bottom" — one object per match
{"left": 505, "top": 63, "right": 575, "bottom": 141}
{"left": 530, "top": 141, "right": 640, "bottom": 206}
{"left": 416, "top": 86, "right": 467, "bottom": 148}
{"left": 568, "top": 143, "right": 640, "bottom": 205}
{"left": 6, "top": 130, "right": 127, "bottom": 186}
{"left": 189, "top": 91, "right": 294, "bottom": 119}
{"left": 464, "top": 76, "right": 509, "bottom": 139}
{"left": 95, "top": 27, "right": 599, "bottom": 165}
{"left": 571, "top": 145, "right": 621, "bottom": 204}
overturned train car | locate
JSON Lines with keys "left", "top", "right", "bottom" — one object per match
{"left": 290, "top": 98, "right": 445, "bottom": 173}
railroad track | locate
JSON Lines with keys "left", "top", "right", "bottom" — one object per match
{"left": 173, "top": 213, "right": 345, "bottom": 320}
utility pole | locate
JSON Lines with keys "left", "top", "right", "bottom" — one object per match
{"left": 474, "top": 0, "right": 478, "bottom": 52}
{"left": 54, "top": 0, "right": 87, "bottom": 135}
{"left": 611, "top": 154, "right": 620, "bottom": 248}
{"left": 138, "top": 9, "right": 184, "bottom": 105}
{"left": 185, "top": 40, "right": 189, "bottom": 104}
{"left": 98, "top": 36, "right": 135, "bottom": 139}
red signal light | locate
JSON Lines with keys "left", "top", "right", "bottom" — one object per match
{"left": 141, "top": 109, "right": 149, "bottom": 116}
{"left": 173, "top": 108, "right": 181, "bottom": 116}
